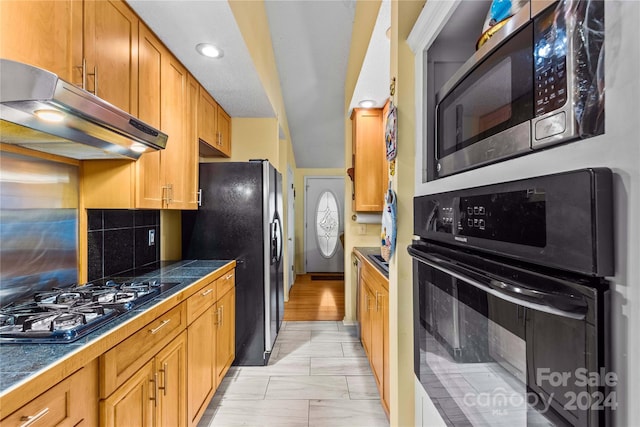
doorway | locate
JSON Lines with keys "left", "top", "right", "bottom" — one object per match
{"left": 304, "top": 176, "right": 344, "bottom": 273}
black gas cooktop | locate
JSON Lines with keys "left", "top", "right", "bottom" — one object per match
{"left": 0, "top": 280, "right": 180, "bottom": 343}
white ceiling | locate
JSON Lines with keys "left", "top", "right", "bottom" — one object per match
{"left": 127, "top": 0, "right": 274, "bottom": 118}
{"left": 349, "top": 0, "right": 390, "bottom": 113}
{"left": 127, "top": 0, "right": 388, "bottom": 169}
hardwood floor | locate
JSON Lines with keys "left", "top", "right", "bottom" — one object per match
{"left": 283, "top": 274, "right": 345, "bottom": 321}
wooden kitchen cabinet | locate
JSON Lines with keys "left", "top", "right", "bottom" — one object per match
{"left": 187, "top": 305, "right": 216, "bottom": 427}
{"left": 102, "top": 359, "right": 154, "bottom": 427}
{"left": 216, "top": 286, "right": 236, "bottom": 386}
{"left": 135, "top": 23, "right": 164, "bottom": 208}
{"left": 135, "top": 25, "right": 198, "bottom": 210}
{"left": 0, "top": 0, "right": 83, "bottom": 84}
{"left": 350, "top": 108, "right": 386, "bottom": 211}
{"left": 1, "top": 359, "right": 98, "bottom": 427}
{"left": 101, "top": 332, "right": 187, "bottom": 427}
{"left": 83, "top": 26, "right": 198, "bottom": 210}
{"left": 356, "top": 252, "right": 390, "bottom": 416}
{"left": 216, "top": 106, "right": 232, "bottom": 157}
{"left": 198, "top": 88, "right": 217, "bottom": 150}
{"left": 199, "top": 87, "right": 232, "bottom": 158}
{"left": 1, "top": 0, "right": 137, "bottom": 112}
{"left": 99, "top": 312, "right": 185, "bottom": 427}
{"left": 83, "top": 0, "right": 139, "bottom": 114}
{"left": 156, "top": 332, "right": 187, "bottom": 427}
{"left": 186, "top": 271, "right": 236, "bottom": 426}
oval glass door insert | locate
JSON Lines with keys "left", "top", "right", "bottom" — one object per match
{"left": 315, "top": 190, "right": 340, "bottom": 258}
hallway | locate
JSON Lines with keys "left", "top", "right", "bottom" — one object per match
{"left": 284, "top": 274, "right": 346, "bottom": 321}
{"left": 198, "top": 275, "right": 389, "bottom": 426}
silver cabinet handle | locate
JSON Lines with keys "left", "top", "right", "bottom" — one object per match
{"left": 159, "top": 362, "right": 168, "bottom": 396}
{"left": 197, "top": 189, "right": 202, "bottom": 206}
{"left": 225, "top": 273, "right": 233, "bottom": 280}
{"left": 220, "top": 305, "right": 224, "bottom": 327}
{"left": 149, "top": 319, "right": 171, "bottom": 334}
{"left": 150, "top": 373, "right": 158, "bottom": 407}
{"left": 19, "top": 408, "right": 49, "bottom": 427}
{"left": 215, "top": 307, "right": 222, "bottom": 326}
{"left": 201, "top": 289, "right": 213, "bottom": 296}
{"left": 166, "top": 184, "right": 173, "bottom": 204}
{"left": 162, "top": 185, "right": 169, "bottom": 205}
{"left": 375, "top": 291, "right": 380, "bottom": 312}
{"left": 87, "top": 64, "right": 97, "bottom": 95}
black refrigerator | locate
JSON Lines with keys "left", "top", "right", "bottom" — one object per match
{"left": 182, "top": 160, "right": 284, "bottom": 366}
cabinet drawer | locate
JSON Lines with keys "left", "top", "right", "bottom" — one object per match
{"left": 361, "top": 263, "right": 387, "bottom": 292}
{"left": 1, "top": 363, "right": 96, "bottom": 427}
{"left": 187, "top": 280, "right": 216, "bottom": 325}
{"left": 2, "top": 380, "right": 71, "bottom": 427}
{"left": 216, "top": 270, "right": 235, "bottom": 298}
{"left": 101, "top": 304, "right": 185, "bottom": 397}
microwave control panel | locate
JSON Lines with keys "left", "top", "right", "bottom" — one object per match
{"left": 534, "top": 4, "right": 568, "bottom": 117}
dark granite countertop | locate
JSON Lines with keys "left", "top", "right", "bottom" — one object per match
{"left": 353, "top": 246, "right": 389, "bottom": 278}
{"left": 0, "top": 259, "right": 233, "bottom": 397}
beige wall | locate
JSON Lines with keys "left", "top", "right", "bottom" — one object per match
{"left": 227, "top": 0, "right": 291, "bottom": 144}
{"left": 201, "top": 117, "right": 280, "bottom": 167}
{"left": 388, "top": 1, "right": 425, "bottom": 426}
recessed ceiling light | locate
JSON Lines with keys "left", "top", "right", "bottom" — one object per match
{"left": 34, "top": 109, "right": 64, "bottom": 122}
{"left": 196, "top": 43, "right": 224, "bottom": 58}
{"left": 358, "top": 100, "right": 376, "bottom": 108}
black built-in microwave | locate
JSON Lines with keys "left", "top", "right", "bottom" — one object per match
{"left": 433, "top": 0, "right": 604, "bottom": 179}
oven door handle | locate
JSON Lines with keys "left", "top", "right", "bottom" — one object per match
{"left": 407, "top": 246, "right": 587, "bottom": 320}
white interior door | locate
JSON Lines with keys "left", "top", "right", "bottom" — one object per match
{"left": 304, "top": 176, "right": 344, "bottom": 273}
{"left": 287, "top": 166, "right": 295, "bottom": 292}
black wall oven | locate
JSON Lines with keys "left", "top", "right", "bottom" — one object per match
{"left": 410, "top": 169, "right": 613, "bottom": 426}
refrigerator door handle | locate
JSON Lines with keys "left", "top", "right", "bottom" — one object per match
{"left": 274, "top": 215, "right": 283, "bottom": 264}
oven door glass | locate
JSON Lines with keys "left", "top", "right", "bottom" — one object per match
{"left": 412, "top": 248, "right": 605, "bottom": 427}
{"left": 436, "top": 23, "right": 534, "bottom": 160}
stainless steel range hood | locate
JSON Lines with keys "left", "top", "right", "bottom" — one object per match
{"left": 0, "top": 59, "right": 167, "bottom": 160}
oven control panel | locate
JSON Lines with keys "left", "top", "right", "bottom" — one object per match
{"left": 413, "top": 168, "right": 613, "bottom": 276}
{"left": 419, "top": 190, "right": 546, "bottom": 248}
{"left": 457, "top": 190, "right": 546, "bottom": 247}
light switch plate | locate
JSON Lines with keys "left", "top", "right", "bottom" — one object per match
{"left": 148, "top": 229, "right": 155, "bottom": 246}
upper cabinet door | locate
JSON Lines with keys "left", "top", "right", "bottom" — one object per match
{"left": 135, "top": 23, "right": 164, "bottom": 209}
{"left": 216, "top": 107, "right": 232, "bottom": 158}
{"left": 161, "top": 55, "right": 189, "bottom": 209}
{"left": 0, "top": 0, "right": 83, "bottom": 84}
{"left": 351, "top": 108, "right": 386, "bottom": 212}
{"left": 84, "top": 0, "right": 139, "bottom": 115}
{"left": 198, "top": 88, "right": 218, "bottom": 148}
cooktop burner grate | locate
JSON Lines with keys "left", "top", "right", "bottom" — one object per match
{"left": 0, "top": 280, "right": 169, "bottom": 343}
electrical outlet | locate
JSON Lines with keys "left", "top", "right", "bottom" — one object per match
{"left": 358, "top": 224, "right": 367, "bottom": 235}
{"left": 148, "top": 229, "right": 155, "bottom": 246}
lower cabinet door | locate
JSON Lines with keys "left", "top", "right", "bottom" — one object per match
{"left": 157, "top": 332, "right": 187, "bottom": 427}
{"left": 187, "top": 305, "right": 216, "bottom": 426}
{"left": 215, "top": 287, "right": 235, "bottom": 386}
{"left": 101, "top": 360, "right": 154, "bottom": 427}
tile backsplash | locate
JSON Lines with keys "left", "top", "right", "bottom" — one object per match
{"left": 87, "top": 210, "right": 160, "bottom": 281}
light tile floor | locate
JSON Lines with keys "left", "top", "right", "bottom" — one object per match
{"left": 198, "top": 321, "right": 389, "bottom": 427}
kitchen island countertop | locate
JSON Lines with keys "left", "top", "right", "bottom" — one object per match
{"left": 0, "top": 259, "right": 234, "bottom": 402}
